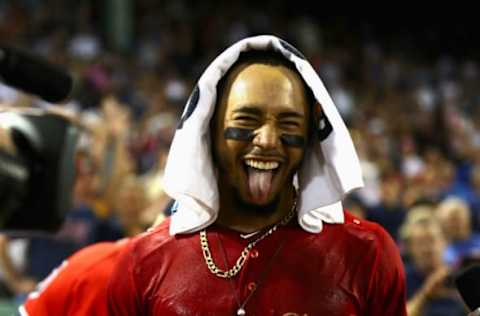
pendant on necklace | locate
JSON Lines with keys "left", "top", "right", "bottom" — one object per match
{"left": 237, "top": 308, "right": 246, "bottom": 315}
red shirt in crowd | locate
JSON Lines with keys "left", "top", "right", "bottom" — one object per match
{"left": 107, "top": 211, "right": 407, "bottom": 315}
{"left": 19, "top": 239, "right": 129, "bottom": 316}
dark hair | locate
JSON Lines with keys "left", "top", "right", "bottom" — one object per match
{"left": 227, "top": 50, "right": 299, "bottom": 74}
{"left": 216, "top": 50, "right": 315, "bottom": 106}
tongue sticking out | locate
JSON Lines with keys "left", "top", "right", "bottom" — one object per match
{"left": 247, "top": 168, "right": 274, "bottom": 204}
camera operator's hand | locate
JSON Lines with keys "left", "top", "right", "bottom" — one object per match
{"left": 0, "top": 235, "right": 37, "bottom": 294}
{"left": 0, "top": 121, "right": 16, "bottom": 155}
{"left": 12, "top": 276, "right": 36, "bottom": 294}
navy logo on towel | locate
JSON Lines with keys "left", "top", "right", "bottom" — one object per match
{"left": 177, "top": 85, "right": 200, "bottom": 129}
{"left": 279, "top": 39, "right": 306, "bottom": 60}
{"left": 170, "top": 200, "right": 179, "bottom": 214}
{"left": 314, "top": 103, "right": 333, "bottom": 141}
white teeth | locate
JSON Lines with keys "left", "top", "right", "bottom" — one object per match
{"left": 245, "top": 159, "right": 279, "bottom": 170}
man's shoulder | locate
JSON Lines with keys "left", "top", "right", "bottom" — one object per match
{"left": 341, "top": 210, "right": 390, "bottom": 240}
{"left": 321, "top": 210, "right": 395, "bottom": 251}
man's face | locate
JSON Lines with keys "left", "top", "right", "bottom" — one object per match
{"left": 212, "top": 62, "right": 310, "bottom": 206}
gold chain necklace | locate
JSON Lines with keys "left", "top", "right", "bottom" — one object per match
{"left": 200, "top": 201, "right": 296, "bottom": 279}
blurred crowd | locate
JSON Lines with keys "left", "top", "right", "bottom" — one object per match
{"left": 1, "top": 1, "right": 480, "bottom": 315}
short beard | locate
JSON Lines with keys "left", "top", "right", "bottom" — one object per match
{"left": 233, "top": 190, "right": 281, "bottom": 217}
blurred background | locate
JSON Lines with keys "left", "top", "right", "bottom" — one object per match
{"left": 1, "top": 1, "right": 479, "bottom": 315}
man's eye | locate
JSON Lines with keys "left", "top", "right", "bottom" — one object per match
{"left": 279, "top": 121, "right": 300, "bottom": 128}
{"left": 234, "top": 116, "right": 258, "bottom": 123}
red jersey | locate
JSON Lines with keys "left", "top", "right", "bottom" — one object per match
{"left": 107, "top": 212, "right": 407, "bottom": 315}
{"left": 19, "top": 239, "right": 129, "bottom": 316}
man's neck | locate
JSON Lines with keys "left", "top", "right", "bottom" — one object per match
{"left": 215, "top": 186, "right": 296, "bottom": 233}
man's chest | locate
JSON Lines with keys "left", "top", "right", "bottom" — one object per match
{"left": 139, "top": 234, "right": 369, "bottom": 316}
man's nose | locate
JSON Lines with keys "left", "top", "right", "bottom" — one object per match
{"left": 252, "top": 123, "right": 281, "bottom": 150}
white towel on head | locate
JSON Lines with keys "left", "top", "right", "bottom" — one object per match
{"left": 163, "top": 35, "right": 364, "bottom": 235}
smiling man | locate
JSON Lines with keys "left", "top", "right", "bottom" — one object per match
{"left": 212, "top": 52, "right": 309, "bottom": 233}
{"left": 107, "top": 36, "right": 407, "bottom": 316}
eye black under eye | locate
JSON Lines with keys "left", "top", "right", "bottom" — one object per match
{"left": 281, "top": 134, "right": 305, "bottom": 147}
{"left": 224, "top": 127, "right": 254, "bottom": 141}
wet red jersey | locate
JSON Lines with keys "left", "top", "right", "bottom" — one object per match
{"left": 20, "top": 239, "right": 129, "bottom": 316}
{"left": 107, "top": 212, "right": 407, "bottom": 315}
